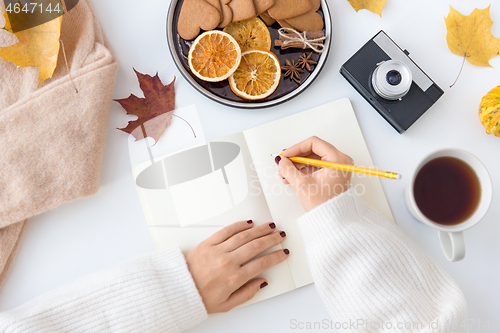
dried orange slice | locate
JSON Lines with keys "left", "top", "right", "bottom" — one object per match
{"left": 188, "top": 31, "right": 242, "bottom": 82}
{"left": 229, "top": 49, "right": 281, "bottom": 100}
{"left": 223, "top": 17, "right": 271, "bottom": 52}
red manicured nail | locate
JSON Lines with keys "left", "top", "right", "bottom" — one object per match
{"left": 283, "top": 249, "right": 290, "bottom": 255}
{"left": 247, "top": 220, "right": 253, "bottom": 224}
{"left": 269, "top": 222, "right": 276, "bottom": 229}
{"left": 275, "top": 156, "right": 281, "bottom": 165}
{"left": 280, "top": 231, "right": 286, "bottom": 237}
{"left": 260, "top": 282, "right": 268, "bottom": 289}
{"left": 282, "top": 148, "right": 286, "bottom": 151}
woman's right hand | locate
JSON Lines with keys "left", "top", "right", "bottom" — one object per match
{"left": 277, "top": 136, "right": 353, "bottom": 211}
{"left": 185, "top": 220, "right": 289, "bottom": 314}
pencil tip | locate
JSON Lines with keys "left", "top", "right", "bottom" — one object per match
{"left": 396, "top": 174, "right": 402, "bottom": 180}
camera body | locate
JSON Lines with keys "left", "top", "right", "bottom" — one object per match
{"left": 340, "top": 31, "right": 444, "bottom": 133}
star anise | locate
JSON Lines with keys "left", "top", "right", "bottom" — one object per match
{"left": 298, "top": 52, "right": 317, "bottom": 71}
{"left": 281, "top": 59, "right": 304, "bottom": 84}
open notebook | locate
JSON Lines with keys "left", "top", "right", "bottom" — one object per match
{"left": 132, "top": 98, "right": 394, "bottom": 306}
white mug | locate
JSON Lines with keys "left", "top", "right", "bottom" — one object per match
{"left": 405, "top": 148, "right": 493, "bottom": 262}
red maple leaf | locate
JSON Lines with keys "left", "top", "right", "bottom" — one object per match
{"left": 115, "top": 69, "right": 176, "bottom": 145}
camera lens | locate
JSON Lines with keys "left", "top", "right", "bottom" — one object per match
{"left": 386, "top": 70, "right": 402, "bottom": 86}
{"left": 371, "top": 60, "right": 412, "bottom": 100}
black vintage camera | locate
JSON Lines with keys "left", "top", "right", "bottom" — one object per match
{"left": 340, "top": 31, "right": 444, "bottom": 133}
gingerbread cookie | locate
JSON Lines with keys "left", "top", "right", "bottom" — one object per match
{"left": 229, "top": 0, "right": 257, "bottom": 22}
{"left": 267, "top": 0, "right": 311, "bottom": 20}
{"left": 284, "top": 0, "right": 323, "bottom": 31}
{"left": 177, "top": 0, "right": 221, "bottom": 40}
{"left": 205, "top": 0, "right": 223, "bottom": 17}
{"left": 254, "top": 0, "right": 275, "bottom": 15}
{"left": 285, "top": 11, "right": 323, "bottom": 31}
{"left": 303, "top": 0, "right": 320, "bottom": 12}
{"left": 259, "top": 11, "right": 276, "bottom": 26}
{"left": 218, "top": 0, "right": 233, "bottom": 28}
{"left": 277, "top": 20, "right": 293, "bottom": 28}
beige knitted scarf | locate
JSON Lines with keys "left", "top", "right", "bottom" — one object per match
{"left": 0, "top": 0, "right": 119, "bottom": 289}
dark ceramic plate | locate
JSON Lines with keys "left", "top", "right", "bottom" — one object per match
{"left": 166, "top": 0, "right": 331, "bottom": 108}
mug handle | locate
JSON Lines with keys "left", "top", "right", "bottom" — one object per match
{"left": 438, "top": 231, "right": 466, "bottom": 262}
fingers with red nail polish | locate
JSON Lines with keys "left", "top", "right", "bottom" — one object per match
{"left": 185, "top": 220, "right": 289, "bottom": 314}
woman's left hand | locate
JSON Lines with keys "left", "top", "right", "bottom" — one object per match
{"left": 185, "top": 220, "right": 289, "bottom": 314}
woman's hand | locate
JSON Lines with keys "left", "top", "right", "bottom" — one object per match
{"left": 277, "top": 136, "right": 353, "bottom": 211}
{"left": 185, "top": 220, "right": 289, "bottom": 314}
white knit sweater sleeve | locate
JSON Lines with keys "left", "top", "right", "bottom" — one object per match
{"left": 0, "top": 247, "right": 207, "bottom": 333}
{"left": 297, "top": 188, "right": 468, "bottom": 333}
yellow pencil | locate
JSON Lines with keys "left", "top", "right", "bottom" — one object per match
{"left": 282, "top": 155, "right": 401, "bottom": 180}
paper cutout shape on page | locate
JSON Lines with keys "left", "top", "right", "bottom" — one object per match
{"left": 135, "top": 141, "right": 249, "bottom": 226}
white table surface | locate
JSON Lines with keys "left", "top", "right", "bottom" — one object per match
{"left": 1, "top": 0, "right": 499, "bottom": 331}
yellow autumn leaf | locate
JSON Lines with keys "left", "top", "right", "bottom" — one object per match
{"left": 347, "top": 0, "right": 387, "bottom": 17}
{"left": 445, "top": 5, "right": 500, "bottom": 67}
{"left": 0, "top": 12, "right": 62, "bottom": 85}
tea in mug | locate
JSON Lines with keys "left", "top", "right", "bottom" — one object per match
{"left": 413, "top": 157, "right": 481, "bottom": 225}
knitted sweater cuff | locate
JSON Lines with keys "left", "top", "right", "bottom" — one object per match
{"left": 0, "top": 247, "right": 208, "bottom": 332}
{"left": 296, "top": 187, "right": 467, "bottom": 333}
{"left": 297, "top": 187, "right": 376, "bottom": 234}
